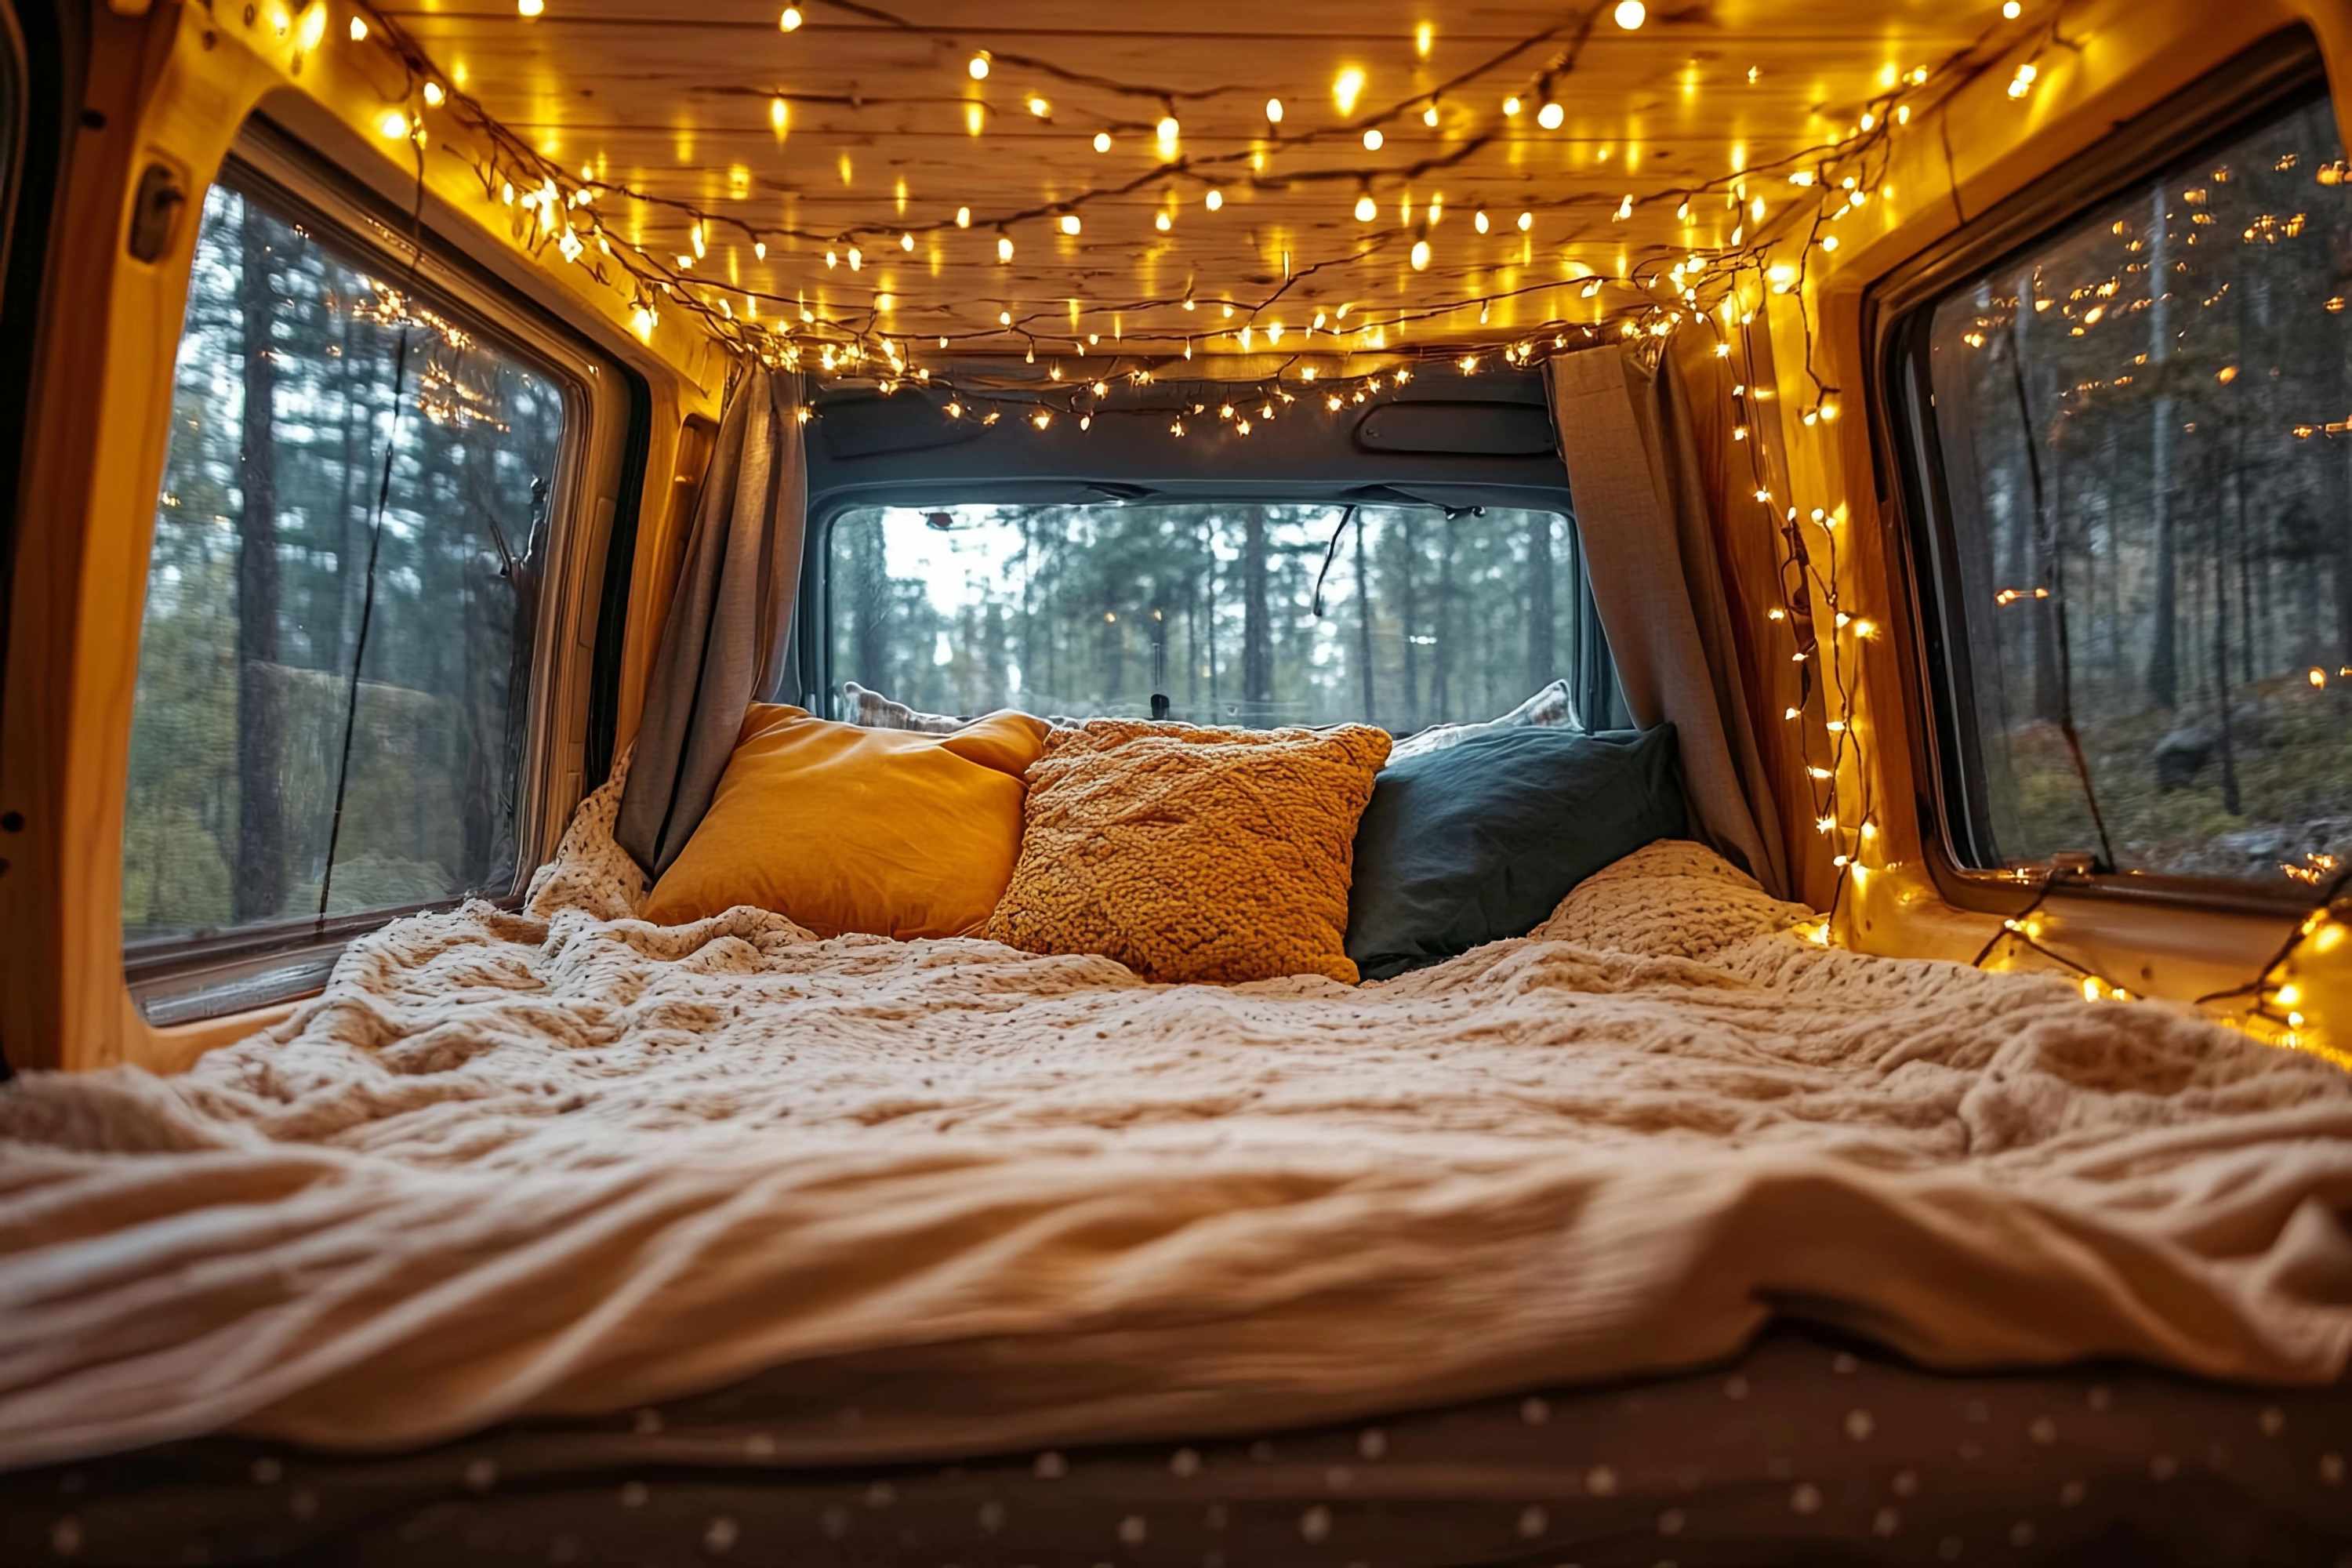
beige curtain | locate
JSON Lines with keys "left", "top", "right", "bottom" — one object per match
{"left": 615, "top": 365, "right": 805, "bottom": 875}
{"left": 1548, "top": 347, "right": 1791, "bottom": 898}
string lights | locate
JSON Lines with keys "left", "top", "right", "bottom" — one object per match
{"left": 254, "top": 0, "right": 2343, "bottom": 1063}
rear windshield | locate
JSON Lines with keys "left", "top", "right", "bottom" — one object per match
{"left": 825, "top": 501, "right": 1614, "bottom": 732}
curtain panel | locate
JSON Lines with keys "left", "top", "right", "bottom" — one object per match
{"left": 615, "top": 365, "right": 807, "bottom": 876}
{"left": 1548, "top": 347, "right": 1794, "bottom": 898}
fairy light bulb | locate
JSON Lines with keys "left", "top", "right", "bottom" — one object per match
{"left": 1355, "top": 193, "right": 1377, "bottom": 222}
{"left": 1265, "top": 97, "right": 1285, "bottom": 125}
{"left": 1028, "top": 96, "right": 1051, "bottom": 118}
{"left": 1613, "top": 0, "right": 1646, "bottom": 27}
{"left": 1205, "top": 188, "right": 1223, "bottom": 211}
{"left": 378, "top": 109, "right": 411, "bottom": 139}
{"left": 955, "top": 205, "right": 971, "bottom": 227}
{"left": 1334, "top": 67, "right": 1366, "bottom": 114}
{"left": 348, "top": 14, "right": 368, "bottom": 39}
{"left": 996, "top": 234, "right": 1014, "bottom": 262}
{"left": 1059, "top": 212, "right": 1082, "bottom": 234}
{"left": 1515, "top": 210, "right": 1532, "bottom": 231}
{"left": 900, "top": 231, "right": 915, "bottom": 250}
{"left": 422, "top": 81, "right": 445, "bottom": 107}
{"left": 1474, "top": 209, "right": 1490, "bottom": 234}
{"left": 1410, "top": 239, "right": 1431, "bottom": 270}
{"left": 1155, "top": 212, "right": 1173, "bottom": 232}
{"left": 770, "top": 96, "right": 789, "bottom": 132}
{"left": 967, "top": 52, "right": 991, "bottom": 79}
{"left": 1363, "top": 128, "right": 1384, "bottom": 151}
{"left": 1092, "top": 131, "right": 1112, "bottom": 153}
{"left": 1157, "top": 114, "right": 1180, "bottom": 152}
{"left": 2002, "top": 0, "right": 2021, "bottom": 14}
{"left": 1537, "top": 102, "right": 1564, "bottom": 130}
{"left": 779, "top": 5, "right": 802, "bottom": 29}
{"left": 1422, "top": 102, "right": 1439, "bottom": 128}
{"left": 517, "top": 0, "right": 543, "bottom": 15}
{"left": 1502, "top": 95, "right": 1522, "bottom": 116}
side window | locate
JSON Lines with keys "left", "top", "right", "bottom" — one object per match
{"left": 122, "top": 167, "right": 572, "bottom": 952}
{"left": 1899, "top": 76, "right": 2351, "bottom": 894}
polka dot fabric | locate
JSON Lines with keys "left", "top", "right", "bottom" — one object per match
{"left": 985, "top": 720, "right": 1391, "bottom": 983}
{"left": 5, "top": 1329, "right": 2347, "bottom": 1566}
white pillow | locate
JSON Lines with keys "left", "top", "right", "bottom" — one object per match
{"left": 1388, "top": 678, "right": 1579, "bottom": 763}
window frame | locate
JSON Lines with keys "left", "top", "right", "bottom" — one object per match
{"left": 1867, "top": 26, "right": 2339, "bottom": 921}
{"left": 123, "top": 122, "right": 636, "bottom": 1020}
{"left": 801, "top": 485, "right": 1620, "bottom": 735}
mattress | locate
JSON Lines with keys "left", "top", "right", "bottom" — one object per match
{"left": 4, "top": 765, "right": 2351, "bottom": 1500}
{"left": 4, "top": 1327, "right": 2346, "bottom": 1566}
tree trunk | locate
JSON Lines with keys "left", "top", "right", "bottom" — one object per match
{"left": 1353, "top": 517, "right": 1377, "bottom": 724}
{"left": 2146, "top": 191, "right": 2180, "bottom": 709}
{"left": 1432, "top": 522, "right": 1455, "bottom": 717}
{"left": 1397, "top": 512, "right": 1421, "bottom": 731}
{"left": 234, "top": 202, "right": 288, "bottom": 925}
{"left": 1242, "top": 507, "right": 1272, "bottom": 711}
{"left": 2213, "top": 470, "right": 2242, "bottom": 814}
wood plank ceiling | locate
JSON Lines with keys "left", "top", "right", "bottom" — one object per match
{"left": 376, "top": 0, "right": 2016, "bottom": 362}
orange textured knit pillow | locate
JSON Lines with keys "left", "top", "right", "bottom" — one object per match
{"left": 985, "top": 721, "right": 1391, "bottom": 983}
{"left": 642, "top": 703, "right": 1048, "bottom": 938}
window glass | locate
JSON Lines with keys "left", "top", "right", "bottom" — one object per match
{"left": 827, "top": 502, "right": 1610, "bottom": 732}
{"left": 1918, "top": 88, "right": 2352, "bottom": 891}
{"left": 122, "top": 174, "right": 569, "bottom": 946}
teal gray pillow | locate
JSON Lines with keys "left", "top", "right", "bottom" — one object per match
{"left": 1345, "top": 724, "right": 1686, "bottom": 980}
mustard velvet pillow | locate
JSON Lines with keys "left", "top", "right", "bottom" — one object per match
{"left": 641, "top": 703, "right": 1049, "bottom": 938}
{"left": 985, "top": 721, "right": 1392, "bottom": 984}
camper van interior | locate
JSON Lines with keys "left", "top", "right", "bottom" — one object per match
{"left": 3, "top": 0, "right": 2352, "bottom": 1561}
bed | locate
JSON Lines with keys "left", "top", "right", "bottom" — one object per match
{"left": 2, "top": 774, "right": 2349, "bottom": 1561}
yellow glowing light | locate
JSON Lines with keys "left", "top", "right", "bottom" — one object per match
{"left": 421, "top": 81, "right": 445, "bottom": 107}
{"left": 1157, "top": 115, "right": 1181, "bottom": 152}
{"left": 1474, "top": 210, "right": 1490, "bottom": 234}
{"left": 1537, "top": 102, "right": 1565, "bottom": 130}
{"left": 2002, "top": 0, "right": 2022, "bottom": 15}
{"left": 1028, "top": 96, "right": 1051, "bottom": 118}
{"left": 1415, "top": 21, "right": 1434, "bottom": 56}
{"left": 1205, "top": 189, "right": 1224, "bottom": 211}
{"left": 779, "top": 5, "right": 802, "bottom": 29}
{"left": 997, "top": 234, "right": 1014, "bottom": 262}
{"left": 1093, "top": 131, "right": 1112, "bottom": 153}
{"left": 1424, "top": 103, "right": 1439, "bottom": 127}
{"left": 378, "top": 109, "right": 411, "bottom": 139}
{"left": 294, "top": 2, "right": 326, "bottom": 50}
{"left": 1266, "top": 98, "right": 1285, "bottom": 125}
{"left": 1059, "top": 213, "right": 1082, "bottom": 235}
{"left": 875, "top": 292, "right": 895, "bottom": 311}
{"left": 1613, "top": 0, "right": 1646, "bottom": 29}
{"left": 1334, "top": 67, "right": 1366, "bottom": 115}
{"left": 349, "top": 14, "right": 368, "bottom": 40}
{"left": 1410, "top": 239, "right": 1432, "bottom": 270}
{"left": 1516, "top": 210, "right": 1533, "bottom": 231}
{"left": 517, "top": 0, "right": 543, "bottom": 15}
{"left": 1155, "top": 212, "right": 1173, "bottom": 231}
{"left": 770, "top": 96, "right": 789, "bottom": 132}
{"left": 967, "top": 52, "right": 991, "bottom": 79}
{"left": 1354, "top": 193, "right": 1377, "bottom": 222}
{"left": 1363, "top": 128, "right": 1384, "bottom": 151}
{"left": 2277, "top": 983, "right": 2304, "bottom": 1008}
{"left": 1502, "top": 95, "right": 1522, "bottom": 116}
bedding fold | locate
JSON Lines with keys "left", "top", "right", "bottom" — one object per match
{"left": 1, "top": 777, "right": 2347, "bottom": 1472}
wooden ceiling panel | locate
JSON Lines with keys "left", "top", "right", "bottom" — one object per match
{"left": 372, "top": 0, "right": 2020, "bottom": 356}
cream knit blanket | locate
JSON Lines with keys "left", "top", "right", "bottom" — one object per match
{"left": 2, "top": 775, "right": 2347, "bottom": 1470}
